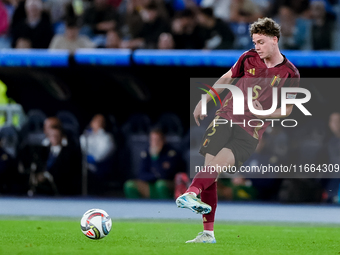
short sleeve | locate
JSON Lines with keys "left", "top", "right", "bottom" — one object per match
{"left": 284, "top": 70, "right": 300, "bottom": 99}
{"left": 230, "top": 51, "right": 250, "bottom": 78}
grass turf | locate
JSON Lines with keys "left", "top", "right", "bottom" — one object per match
{"left": 1, "top": 219, "right": 340, "bottom": 255}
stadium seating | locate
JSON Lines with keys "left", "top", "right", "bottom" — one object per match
{"left": 121, "top": 114, "right": 152, "bottom": 179}
{"left": 184, "top": 125, "right": 205, "bottom": 177}
{"left": 56, "top": 110, "right": 80, "bottom": 145}
{"left": 155, "top": 112, "right": 183, "bottom": 152}
{"left": 19, "top": 109, "right": 46, "bottom": 146}
{"left": 0, "top": 125, "right": 20, "bottom": 158}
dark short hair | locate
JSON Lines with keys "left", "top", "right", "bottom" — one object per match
{"left": 174, "top": 8, "right": 194, "bottom": 19}
{"left": 145, "top": 2, "right": 158, "bottom": 11}
{"left": 65, "top": 2, "right": 79, "bottom": 28}
{"left": 199, "top": 7, "right": 214, "bottom": 18}
{"left": 150, "top": 127, "right": 165, "bottom": 140}
{"left": 66, "top": 17, "right": 79, "bottom": 28}
{"left": 249, "top": 17, "right": 281, "bottom": 41}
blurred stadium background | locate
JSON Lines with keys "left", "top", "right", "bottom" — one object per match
{"left": 0, "top": 0, "right": 340, "bottom": 210}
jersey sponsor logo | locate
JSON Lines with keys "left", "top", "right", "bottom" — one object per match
{"left": 247, "top": 68, "right": 255, "bottom": 75}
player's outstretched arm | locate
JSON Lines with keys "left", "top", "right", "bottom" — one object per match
{"left": 193, "top": 70, "right": 233, "bottom": 126}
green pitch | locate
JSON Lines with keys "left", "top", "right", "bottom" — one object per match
{"left": 1, "top": 219, "right": 340, "bottom": 255}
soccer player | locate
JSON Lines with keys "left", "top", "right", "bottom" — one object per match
{"left": 176, "top": 17, "right": 300, "bottom": 243}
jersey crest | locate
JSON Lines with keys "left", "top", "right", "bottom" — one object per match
{"left": 270, "top": 74, "right": 281, "bottom": 87}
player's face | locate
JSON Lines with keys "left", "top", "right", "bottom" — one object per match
{"left": 252, "top": 33, "right": 278, "bottom": 60}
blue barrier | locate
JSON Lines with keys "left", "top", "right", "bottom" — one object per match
{"left": 133, "top": 50, "right": 240, "bottom": 67}
{"left": 134, "top": 50, "right": 340, "bottom": 68}
{"left": 0, "top": 49, "right": 69, "bottom": 67}
{"left": 1, "top": 49, "right": 340, "bottom": 68}
{"left": 281, "top": 50, "right": 340, "bottom": 68}
{"left": 74, "top": 49, "right": 131, "bottom": 66}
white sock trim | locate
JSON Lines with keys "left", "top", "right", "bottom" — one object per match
{"left": 184, "top": 192, "right": 197, "bottom": 197}
{"left": 203, "top": 230, "right": 214, "bottom": 238}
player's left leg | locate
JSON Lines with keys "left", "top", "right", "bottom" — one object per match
{"left": 184, "top": 148, "right": 235, "bottom": 243}
{"left": 177, "top": 148, "right": 234, "bottom": 210}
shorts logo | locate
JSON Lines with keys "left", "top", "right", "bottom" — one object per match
{"left": 203, "top": 138, "right": 210, "bottom": 147}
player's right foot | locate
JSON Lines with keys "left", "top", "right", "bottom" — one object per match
{"left": 185, "top": 232, "right": 216, "bottom": 243}
{"left": 176, "top": 193, "right": 211, "bottom": 214}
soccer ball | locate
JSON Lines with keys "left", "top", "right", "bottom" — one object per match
{"left": 80, "top": 209, "right": 112, "bottom": 239}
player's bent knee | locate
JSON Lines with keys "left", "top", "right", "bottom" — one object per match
{"left": 208, "top": 162, "right": 236, "bottom": 175}
{"left": 206, "top": 149, "right": 235, "bottom": 170}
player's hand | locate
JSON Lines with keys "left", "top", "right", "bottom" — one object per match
{"left": 193, "top": 101, "right": 207, "bottom": 126}
{"left": 253, "top": 100, "right": 263, "bottom": 111}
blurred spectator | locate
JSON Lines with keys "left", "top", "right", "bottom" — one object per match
{"left": 124, "top": 128, "right": 184, "bottom": 199}
{"left": 80, "top": 114, "right": 116, "bottom": 186}
{"left": 171, "top": 8, "right": 205, "bottom": 49}
{"left": 157, "top": 32, "right": 175, "bottom": 49}
{"left": 104, "top": 29, "right": 122, "bottom": 48}
{"left": 108, "top": 0, "right": 123, "bottom": 9}
{"left": 264, "top": 126, "right": 290, "bottom": 165}
{"left": 44, "top": 0, "right": 77, "bottom": 25}
{"left": 14, "top": 36, "right": 32, "bottom": 48}
{"left": 277, "top": 6, "right": 310, "bottom": 50}
{"left": 227, "top": 0, "right": 260, "bottom": 50}
{"left": 267, "top": 0, "right": 310, "bottom": 18}
{"left": 11, "top": 0, "right": 54, "bottom": 48}
{"left": 218, "top": 176, "right": 258, "bottom": 201}
{"left": 291, "top": 119, "right": 328, "bottom": 167}
{"left": 241, "top": 132, "right": 282, "bottom": 201}
{"left": 217, "top": 136, "right": 276, "bottom": 201}
{"left": 0, "top": 0, "right": 9, "bottom": 36}
{"left": 200, "top": 0, "right": 232, "bottom": 21}
{"left": 322, "top": 112, "right": 340, "bottom": 202}
{"left": 310, "top": 0, "right": 335, "bottom": 50}
{"left": 34, "top": 127, "right": 82, "bottom": 196}
{"left": 278, "top": 178, "right": 323, "bottom": 203}
{"left": 10, "top": 0, "right": 26, "bottom": 31}
{"left": 196, "top": 7, "right": 234, "bottom": 49}
{"left": 49, "top": 5, "right": 95, "bottom": 52}
{"left": 122, "top": 2, "right": 170, "bottom": 49}
{"left": 277, "top": 120, "right": 327, "bottom": 203}
{"left": 83, "top": 0, "right": 120, "bottom": 36}
{"left": 43, "top": 116, "right": 62, "bottom": 140}
{"left": 43, "top": 116, "right": 80, "bottom": 165}
{"left": 174, "top": 171, "right": 190, "bottom": 199}
{"left": 120, "top": 0, "right": 144, "bottom": 40}
{"left": 0, "top": 140, "right": 18, "bottom": 194}
{"left": 229, "top": 0, "right": 262, "bottom": 23}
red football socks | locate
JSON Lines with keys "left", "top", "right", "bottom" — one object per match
{"left": 201, "top": 181, "right": 217, "bottom": 231}
{"left": 185, "top": 166, "right": 218, "bottom": 231}
{"left": 185, "top": 166, "right": 218, "bottom": 195}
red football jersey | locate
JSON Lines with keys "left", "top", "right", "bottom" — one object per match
{"left": 216, "top": 49, "right": 300, "bottom": 140}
